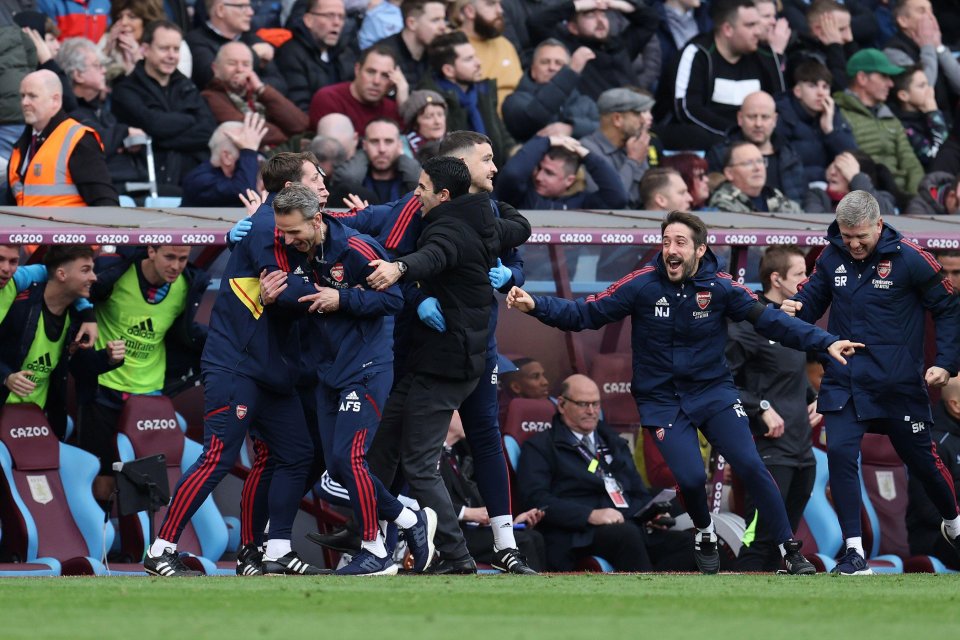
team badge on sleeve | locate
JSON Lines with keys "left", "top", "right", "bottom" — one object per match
{"left": 236, "top": 405, "right": 248, "bottom": 420}
{"left": 331, "top": 263, "right": 344, "bottom": 282}
{"left": 877, "top": 260, "right": 892, "bottom": 279}
{"left": 656, "top": 428, "right": 665, "bottom": 441}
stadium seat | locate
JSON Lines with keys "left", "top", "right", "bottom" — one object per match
{"left": 801, "top": 448, "right": 844, "bottom": 567}
{"left": 118, "top": 195, "right": 137, "bottom": 207}
{"left": 500, "top": 398, "right": 556, "bottom": 470}
{"left": 0, "top": 404, "right": 110, "bottom": 575}
{"left": 115, "top": 396, "right": 237, "bottom": 575}
{"left": 144, "top": 196, "right": 182, "bottom": 208}
{"left": 588, "top": 353, "right": 639, "bottom": 425}
{"left": 860, "top": 434, "right": 911, "bottom": 557}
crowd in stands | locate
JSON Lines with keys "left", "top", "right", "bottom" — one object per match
{"left": 3, "top": 0, "right": 960, "bottom": 213}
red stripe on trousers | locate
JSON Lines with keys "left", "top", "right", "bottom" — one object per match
{"left": 204, "top": 405, "right": 230, "bottom": 420}
{"left": 364, "top": 393, "right": 381, "bottom": 419}
{"left": 351, "top": 432, "right": 373, "bottom": 540}
{"left": 353, "top": 430, "right": 378, "bottom": 540}
{"left": 159, "top": 435, "right": 224, "bottom": 541}
{"left": 240, "top": 439, "right": 269, "bottom": 545}
{"left": 931, "top": 442, "right": 960, "bottom": 513}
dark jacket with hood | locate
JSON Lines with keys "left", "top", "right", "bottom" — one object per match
{"left": 501, "top": 67, "right": 599, "bottom": 142}
{"left": 775, "top": 92, "right": 858, "bottom": 185}
{"left": 905, "top": 171, "right": 958, "bottom": 216}
{"left": 276, "top": 17, "right": 358, "bottom": 111}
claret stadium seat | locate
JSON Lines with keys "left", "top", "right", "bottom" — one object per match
{"left": 588, "top": 353, "right": 640, "bottom": 426}
{"left": 0, "top": 404, "right": 110, "bottom": 575}
{"left": 115, "top": 395, "right": 238, "bottom": 575}
{"left": 501, "top": 398, "right": 556, "bottom": 471}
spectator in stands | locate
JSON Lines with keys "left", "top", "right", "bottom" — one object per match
{"left": 502, "top": 357, "right": 551, "bottom": 401}
{"left": 706, "top": 91, "right": 806, "bottom": 203}
{"left": 378, "top": 0, "right": 447, "bottom": 90}
{"left": 654, "top": 0, "right": 786, "bottom": 151}
{"left": 180, "top": 115, "right": 265, "bottom": 206}
{"left": 309, "top": 135, "right": 348, "bottom": 177}
{"left": 419, "top": 31, "right": 515, "bottom": 169}
{"left": 528, "top": 0, "right": 660, "bottom": 100}
{"left": 775, "top": 59, "right": 858, "bottom": 185}
{"left": 37, "top": 0, "right": 109, "bottom": 43}
{"left": 359, "top": 0, "right": 403, "bottom": 50}
{"left": 112, "top": 21, "right": 217, "bottom": 194}
{"left": 0, "top": 246, "right": 124, "bottom": 440}
{"left": 516, "top": 374, "right": 693, "bottom": 571}
{"left": 101, "top": 0, "right": 192, "bottom": 83}
{"left": 276, "top": 0, "right": 357, "bottom": 111}
{"left": 496, "top": 135, "right": 627, "bottom": 210}
{"left": 309, "top": 43, "right": 405, "bottom": 133}
{"left": 186, "top": 0, "right": 286, "bottom": 93}
{"left": 905, "top": 171, "right": 960, "bottom": 215}
{"left": 202, "top": 42, "right": 308, "bottom": 150}
{"left": 448, "top": 0, "right": 522, "bottom": 110}
{"left": 754, "top": 0, "right": 791, "bottom": 57}
{"left": 835, "top": 49, "right": 924, "bottom": 194}
{"left": 708, "top": 141, "right": 802, "bottom": 213}
{"left": 580, "top": 88, "right": 657, "bottom": 209}
{"left": 501, "top": 39, "right": 598, "bottom": 143}
{"left": 442, "top": 411, "right": 547, "bottom": 571}
{"left": 78, "top": 244, "right": 208, "bottom": 501}
{"left": 804, "top": 150, "right": 896, "bottom": 214}
{"left": 317, "top": 112, "right": 359, "bottom": 159}
{"left": 57, "top": 37, "right": 149, "bottom": 193}
{"left": 8, "top": 69, "right": 118, "bottom": 206}
{"left": 661, "top": 153, "right": 710, "bottom": 209}
{"left": 907, "top": 375, "right": 960, "bottom": 570}
{"left": 329, "top": 117, "right": 420, "bottom": 204}
{"left": 890, "top": 64, "right": 949, "bottom": 170}
{"left": 655, "top": 0, "right": 712, "bottom": 79}
{"left": 935, "top": 250, "right": 960, "bottom": 290}
{"left": 399, "top": 89, "right": 446, "bottom": 157}
{"left": 639, "top": 167, "right": 693, "bottom": 211}
{"left": 884, "top": 0, "right": 960, "bottom": 124}
{"left": 781, "top": 0, "right": 876, "bottom": 50}
{"left": 726, "top": 244, "right": 819, "bottom": 572}
{"left": 785, "top": 0, "right": 855, "bottom": 92}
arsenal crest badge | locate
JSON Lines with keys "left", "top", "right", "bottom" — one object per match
{"left": 656, "top": 428, "right": 665, "bottom": 441}
{"left": 696, "top": 291, "right": 711, "bottom": 310}
{"left": 236, "top": 405, "right": 248, "bottom": 420}
{"left": 877, "top": 260, "right": 892, "bottom": 279}
{"left": 331, "top": 263, "right": 344, "bottom": 282}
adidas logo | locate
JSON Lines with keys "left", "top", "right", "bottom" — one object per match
{"left": 346, "top": 390, "right": 359, "bottom": 400}
{"left": 294, "top": 266, "right": 304, "bottom": 275}
{"left": 835, "top": 265, "right": 847, "bottom": 274}
{"left": 26, "top": 352, "right": 53, "bottom": 374}
{"left": 128, "top": 318, "right": 156, "bottom": 338}
{"left": 655, "top": 296, "right": 669, "bottom": 306}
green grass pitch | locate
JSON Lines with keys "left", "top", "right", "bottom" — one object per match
{"left": 2, "top": 574, "right": 957, "bottom": 640}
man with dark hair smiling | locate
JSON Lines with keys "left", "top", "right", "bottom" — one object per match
{"left": 507, "top": 210, "right": 863, "bottom": 575}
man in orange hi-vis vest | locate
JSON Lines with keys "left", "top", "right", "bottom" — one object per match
{"left": 7, "top": 70, "right": 118, "bottom": 207}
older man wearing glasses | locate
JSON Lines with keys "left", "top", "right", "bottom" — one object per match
{"left": 708, "top": 140, "right": 802, "bottom": 213}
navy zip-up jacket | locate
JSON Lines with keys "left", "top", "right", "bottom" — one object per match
{"left": 793, "top": 221, "right": 960, "bottom": 422}
{"left": 529, "top": 249, "right": 839, "bottom": 427}
{"left": 288, "top": 216, "right": 403, "bottom": 388}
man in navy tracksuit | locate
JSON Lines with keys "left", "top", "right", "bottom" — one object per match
{"left": 145, "top": 158, "right": 324, "bottom": 577}
{"left": 329, "top": 131, "right": 535, "bottom": 574}
{"left": 785, "top": 190, "right": 960, "bottom": 575}
{"left": 265, "top": 183, "right": 437, "bottom": 575}
{"left": 507, "top": 210, "right": 862, "bottom": 575}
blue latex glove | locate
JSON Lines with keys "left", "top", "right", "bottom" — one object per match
{"left": 488, "top": 258, "right": 511, "bottom": 289}
{"left": 417, "top": 297, "right": 446, "bottom": 332}
{"left": 229, "top": 218, "right": 253, "bottom": 243}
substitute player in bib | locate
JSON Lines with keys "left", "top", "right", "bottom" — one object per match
{"left": 507, "top": 210, "right": 863, "bottom": 575}
{"left": 782, "top": 191, "right": 960, "bottom": 575}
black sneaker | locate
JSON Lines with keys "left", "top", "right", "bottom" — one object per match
{"left": 236, "top": 544, "right": 263, "bottom": 576}
{"left": 306, "top": 525, "right": 362, "bottom": 554}
{"left": 830, "top": 547, "right": 873, "bottom": 575}
{"left": 144, "top": 547, "right": 202, "bottom": 577}
{"left": 262, "top": 551, "right": 330, "bottom": 575}
{"left": 941, "top": 522, "right": 960, "bottom": 559}
{"left": 491, "top": 548, "right": 538, "bottom": 575}
{"left": 402, "top": 508, "right": 437, "bottom": 572}
{"left": 694, "top": 530, "right": 720, "bottom": 575}
{"left": 782, "top": 539, "right": 816, "bottom": 575}
{"left": 427, "top": 555, "right": 477, "bottom": 575}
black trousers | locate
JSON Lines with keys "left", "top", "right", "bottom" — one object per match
{"left": 737, "top": 463, "right": 816, "bottom": 571}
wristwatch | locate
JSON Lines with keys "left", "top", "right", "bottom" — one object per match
{"left": 759, "top": 399, "right": 772, "bottom": 412}
{"left": 396, "top": 261, "right": 408, "bottom": 276}
{"left": 937, "top": 44, "right": 947, "bottom": 55}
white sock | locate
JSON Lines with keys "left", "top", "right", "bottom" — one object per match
{"left": 944, "top": 516, "right": 960, "bottom": 538}
{"left": 264, "top": 539, "right": 291, "bottom": 561}
{"left": 697, "top": 520, "right": 716, "bottom": 536}
{"left": 149, "top": 538, "right": 175, "bottom": 557}
{"left": 490, "top": 515, "right": 516, "bottom": 551}
{"left": 395, "top": 508, "right": 417, "bottom": 529}
{"left": 361, "top": 535, "right": 388, "bottom": 558}
{"left": 845, "top": 536, "right": 864, "bottom": 557}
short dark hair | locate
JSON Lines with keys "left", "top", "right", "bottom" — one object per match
{"left": 759, "top": 244, "right": 805, "bottom": 292}
{"left": 44, "top": 245, "right": 94, "bottom": 272}
{"left": 428, "top": 30, "right": 469, "bottom": 75}
{"left": 891, "top": 0, "right": 919, "bottom": 21}
{"left": 661, "top": 210, "right": 708, "bottom": 247}
{"left": 543, "top": 146, "right": 580, "bottom": 177}
{"left": 807, "top": 0, "right": 848, "bottom": 23}
{"left": 438, "top": 130, "right": 492, "bottom": 156}
{"left": 422, "top": 156, "right": 470, "bottom": 199}
{"left": 142, "top": 19, "right": 182, "bottom": 44}
{"left": 401, "top": 0, "right": 444, "bottom": 22}
{"left": 711, "top": 0, "right": 755, "bottom": 28}
{"left": 262, "top": 152, "right": 313, "bottom": 193}
{"left": 722, "top": 140, "right": 758, "bottom": 168}
{"left": 358, "top": 43, "right": 398, "bottom": 67}
{"left": 792, "top": 58, "right": 833, "bottom": 86}
{"left": 936, "top": 249, "right": 960, "bottom": 260}
{"left": 364, "top": 117, "right": 401, "bottom": 137}
{"left": 639, "top": 167, "right": 681, "bottom": 209}
{"left": 892, "top": 64, "right": 925, "bottom": 103}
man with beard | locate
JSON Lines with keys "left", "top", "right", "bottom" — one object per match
{"left": 449, "top": 0, "right": 522, "bottom": 110}
{"left": 330, "top": 118, "right": 421, "bottom": 205}
{"left": 506, "top": 210, "right": 864, "bottom": 575}
{"left": 378, "top": 0, "right": 448, "bottom": 89}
